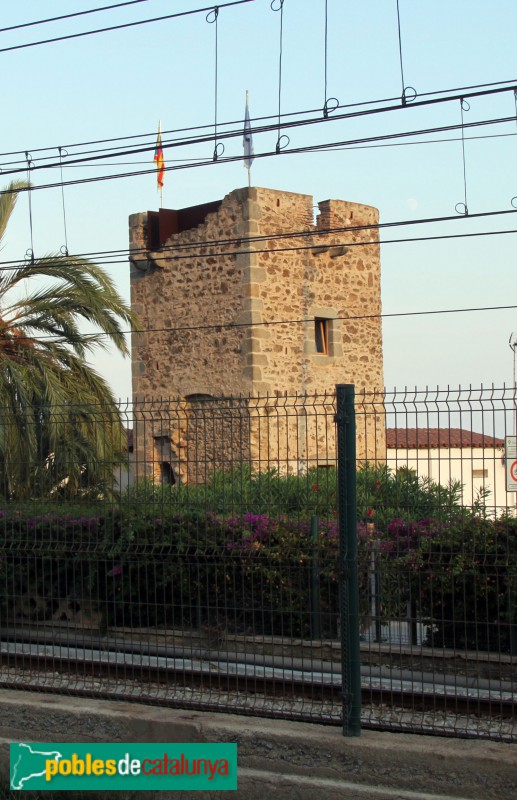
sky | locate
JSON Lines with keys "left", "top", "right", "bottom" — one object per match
{"left": 1, "top": 0, "right": 517, "bottom": 399}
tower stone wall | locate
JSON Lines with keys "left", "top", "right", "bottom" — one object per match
{"left": 129, "top": 187, "right": 385, "bottom": 480}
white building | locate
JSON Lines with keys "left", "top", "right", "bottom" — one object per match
{"left": 386, "top": 428, "right": 515, "bottom": 514}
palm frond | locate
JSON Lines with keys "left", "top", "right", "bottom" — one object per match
{"left": 0, "top": 182, "right": 139, "bottom": 499}
{"left": 0, "top": 181, "right": 29, "bottom": 249}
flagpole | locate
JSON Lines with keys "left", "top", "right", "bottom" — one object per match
{"left": 159, "top": 120, "right": 163, "bottom": 208}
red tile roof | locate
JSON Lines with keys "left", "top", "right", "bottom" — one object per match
{"left": 386, "top": 428, "right": 504, "bottom": 450}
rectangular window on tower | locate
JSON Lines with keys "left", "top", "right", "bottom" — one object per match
{"left": 315, "top": 318, "right": 330, "bottom": 355}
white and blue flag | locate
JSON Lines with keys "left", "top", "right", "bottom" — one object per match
{"left": 243, "top": 91, "right": 254, "bottom": 171}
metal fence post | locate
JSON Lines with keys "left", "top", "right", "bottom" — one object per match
{"left": 310, "top": 514, "right": 321, "bottom": 640}
{"left": 335, "top": 384, "right": 361, "bottom": 736}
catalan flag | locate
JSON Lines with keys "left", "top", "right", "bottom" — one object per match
{"left": 154, "top": 121, "right": 165, "bottom": 190}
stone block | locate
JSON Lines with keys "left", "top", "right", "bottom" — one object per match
{"left": 246, "top": 354, "right": 269, "bottom": 367}
{"left": 243, "top": 366, "right": 263, "bottom": 382}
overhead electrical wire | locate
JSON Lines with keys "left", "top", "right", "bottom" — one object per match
{"left": 0, "top": 80, "right": 512, "bottom": 193}
{"left": 0, "top": 3, "right": 514, "bottom": 207}
{"left": 0, "top": 100, "right": 361, "bottom": 160}
{"left": 1, "top": 113, "right": 515, "bottom": 195}
{"left": 0, "top": 0, "right": 159, "bottom": 34}
{"left": 0, "top": 0, "right": 256, "bottom": 54}
{"left": 0, "top": 222, "right": 516, "bottom": 277}
{"left": 55, "top": 224, "right": 517, "bottom": 273}
{"left": 0, "top": 206, "right": 516, "bottom": 270}
{"left": 0, "top": 77, "right": 515, "bottom": 169}
{"left": 0, "top": 6, "right": 512, "bottom": 361}
{"left": 1, "top": 75, "right": 514, "bottom": 163}
{"left": 0, "top": 194, "right": 514, "bottom": 343}
{"left": 318, "top": 129, "right": 517, "bottom": 153}
{"left": 4, "top": 301, "right": 517, "bottom": 347}
{"left": 129, "top": 302, "right": 517, "bottom": 338}
{"left": 121, "top": 207, "right": 517, "bottom": 262}
{"left": 125, "top": 226, "right": 517, "bottom": 267}
{"left": 8, "top": 129, "right": 513, "bottom": 172}
{"left": 0, "top": 208, "right": 517, "bottom": 271}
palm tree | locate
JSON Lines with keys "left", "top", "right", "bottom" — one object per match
{"left": 0, "top": 181, "right": 137, "bottom": 499}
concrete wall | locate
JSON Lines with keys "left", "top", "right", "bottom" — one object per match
{"left": 1, "top": 691, "right": 515, "bottom": 799}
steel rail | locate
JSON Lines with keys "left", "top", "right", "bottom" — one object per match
{"left": 0, "top": 641, "right": 514, "bottom": 724}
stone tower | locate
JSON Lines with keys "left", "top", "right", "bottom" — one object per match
{"left": 129, "top": 186, "right": 385, "bottom": 482}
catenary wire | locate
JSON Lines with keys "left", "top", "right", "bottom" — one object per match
{"left": 0, "top": 79, "right": 515, "bottom": 168}
{"left": 15, "top": 129, "right": 515, "bottom": 170}
{"left": 1, "top": 224, "right": 515, "bottom": 341}
{"left": 0, "top": 0, "right": 256, "bottom": 54}
{"left": 0, "top": 206, "right": 516, "bottom": 270}
{"left": 119, "top": 208, "right": 517, "bottom": 264}
{"left": 0, "top": 113, "right": 514, "bottom": 193}
{"left": 0, "top": 207, "right": 516, "bottom": 270}
{"left": 1, "top": 75, "right": 514, "bottom": 161}
{"left": 123, "top": 226, "right": 517, "bottom": 265}
{"left": 0, "top": 12, "right": 511, "bottom": 359}
{"left": 4, "top": 301, "right": 517, "bottom": 347}
{"left": 0, "top": 0, "right": 159, "bottom": 34}
{"left": 131, "top": 303, "right": 517, "bottom": 337}
{"left": 0, "top": 224, "right": 516, "bottom": 275}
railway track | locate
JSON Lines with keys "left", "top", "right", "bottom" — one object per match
{"left": 1, "top": 635, "right": 515, "bottom": 723}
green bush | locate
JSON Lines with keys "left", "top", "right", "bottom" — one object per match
{"left": 1, "top": 465, "right": 515, "bottom": 652}
{"left": 121, "top": 462, "right": 463, "bottom": 524}
{"left": 0, "top": 508, "right": 341, "bottom": 638}
{"left": 404, "top": 515, "right": 517, "bottom": 652}
{"left": 356, "top": 463, "right": 463, "bottom": 526}
{"left": 123, "top": 466, "right": 339, "bottom": 518}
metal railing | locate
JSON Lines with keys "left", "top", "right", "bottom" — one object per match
{"left": 359, "top": 385, "right": 516, "bottom": 740}
{"left": 0, "top": 386, "right": 515, "bottom": 741}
